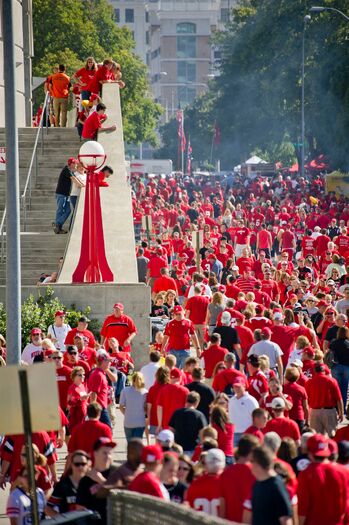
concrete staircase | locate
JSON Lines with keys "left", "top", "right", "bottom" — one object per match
{"left": 0, "top": 127, "right": 82, "bottom": 285}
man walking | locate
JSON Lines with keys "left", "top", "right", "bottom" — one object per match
{"left": 50, "top": 64, "right": 71, "bottom": 127}
{"left": 169, "top": 392, "right": 206, "bottom": 456}
{"left": 54, "top": 157, "right": 77, "bottom": 234}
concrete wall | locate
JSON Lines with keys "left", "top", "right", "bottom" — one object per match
{"left": 58, "top": 83, "right": 138, "bottom": 284}
{"left": 0, "top": 283, "right": 151, "bottom": 368}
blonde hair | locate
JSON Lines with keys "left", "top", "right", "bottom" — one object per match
{"left": 71, "top": 366, "right": 85, "bottom": 381}
{"left": 132, "top": 372, "right": 145, "bottom": 390}
{"left": 21, "top": 444, "right": 47, "bottom": 467}
{"left": 41, "top": 338, "right": 56, "bottom": 351}
{"left": 296, "top": 336, "right": 310, "bottom": 349}
{"left": 211, "top": 292, "right": 223, "bottom": 305}
{"left": 259, "top": 354, "right": 271, "bottom": 372}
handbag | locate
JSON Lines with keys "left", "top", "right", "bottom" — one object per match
{"left": 324, "top": 349, "right": 338, "bottom": 368}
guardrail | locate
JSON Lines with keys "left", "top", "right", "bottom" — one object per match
{"left": 0, "top": 92, "right": 50, "bottom": 261}
{"left": 107, "top": 491, "right": 234, "bottom": 525}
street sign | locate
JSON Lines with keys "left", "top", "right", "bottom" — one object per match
{"left": 0, "top": 147, "right": 6, "bottom": 170}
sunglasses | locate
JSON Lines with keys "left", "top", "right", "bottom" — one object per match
{"left": 178, "top": 466, "right": 190, "bottom": 472}
{"left": 326, "top": 313, "right": 335, "bottom": 316}
{"left": 69, "top": 352, "right": 78, "bottom": 355}
{"left": 73, "top": 462, "right": 88, "bottom": 467}
{"left": 53, "top": 357, "right": 62, "bottom": 360}
{"left": 76, "top": 374, "right": 85, "bottom": 377}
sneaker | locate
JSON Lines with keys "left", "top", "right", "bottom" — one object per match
{"left": 57, "top": 229, "right": 68, "bottom": 234}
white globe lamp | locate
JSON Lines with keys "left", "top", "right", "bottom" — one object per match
{"left": 78, "top": 141, "right": 106, "bottom": 169}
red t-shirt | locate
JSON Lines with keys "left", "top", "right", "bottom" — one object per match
{"left": 56, "top": 365, "right": 73, "bottom": 409}
{"left": 67, "top": 419, "right": 112, "bottom": 456}
{"left": 212, "top": 368, "right": 248, "bottom": 392}
{"left": 147, "top": 382, "right": 166, "bottom": 426}
{"left": 186, "top": 473, "right": 221, "bottom": 516}
{"left": 129, "top": 471, "right": 165, "bottom": 499}
{"left": 185, "top": 295, "right": 210, "bottom": 324}
{"left": 271, "top": 325, "right": 300, "bottom": 366}
{"left": 82, "top": 111, "right": 104, "bottom": 139}
{"left": 86, "top": 65, "right": 114, "bottom": 94}
{"left": 283, "top": 382, "right": 308, "bottom": 421}
{"left": 109, "top": 351, "right": 134, "bottom": 374}
{"left": 201, "top": 345, "right": 228, "bottom": 378}
{"left": 63, "top": 356, "right": 90, "bottom": 376}
{"left": 212, "top": 422, "right": 234, "bottom": 456}
{"left": 157, "top": 383, "right": 189, "bottom": 428}
{"left": 305, "top": 373, "right": 341, "bottom": 409}
{"left": 235, "top": 227, "right": 250, "bottom": 244}
{"left": 164, "top": 318, "right": 195, "bottom": 351}
{"left": 264, "top": 417, "right": 300, "bottom": 441}
{"left": 75, "top": 67, "right": 96, "bottom": 88}
{"left": 219, "top": 463, "right": 255, "bottom": 522}
{"left": 297, "top": 462, "right": 348, "bottom": 525}
{"left": 261, "top": 279, "right": 279, "bottom": 300}
{"left": 87, "top": 367, "right": 109, "bottom": 408}
{"left": 65, "top": 328, "right": 95, "bottom": 348}
{"left": 100, "top": 314, "right": 137, "bottom": 351}
{"left": 247, "top": 371, "right": 268, "bottom": 402}
{"left": 334, "top": 424, "right": 349, "bottom": 443}
{"left": 281, "top": 230, "right": 295, "bottom": 249}
{"left": 152, "top": 275, "right": 177, "bottom": 294}
{"left": 244, "top": 425, "right": 264, "bottom": 443}
{"left": 147, "top": 256, "right": 168, "bottom": 278}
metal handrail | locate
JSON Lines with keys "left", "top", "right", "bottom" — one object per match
{"left": 0, "top": 92, "right": 50, "bottom": 260}
{"left": 21, "top": 91, "right": 50, "bottom": 230}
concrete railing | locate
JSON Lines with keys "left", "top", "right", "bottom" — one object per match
{"left": 107, "top": 491, "right": 235, "bottom": 525}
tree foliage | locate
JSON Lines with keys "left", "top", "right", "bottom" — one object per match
{"left": 157, "top": 0, "right": 349, "bottom": 170}
{"left": 33, "top": 0, "right": 161, "bottom": 144}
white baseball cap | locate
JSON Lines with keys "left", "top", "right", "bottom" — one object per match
{"left": 271, "top": 397, "right": 286, "bottom": 409}
{"left": 157, "top": 429, "right": 174, "bottom": 445}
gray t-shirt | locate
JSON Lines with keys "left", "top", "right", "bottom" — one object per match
{"left": 137, "top": 256, "right": 149, "bottom": 283}
{"left": 208, "top": 303, "right": 224, "bottom": 326}
{"left": 120, "top": 386, "right": 148, "bottom": 428}
{"left": 335, "top": 298, "right": 349, "bottom": 315}
{"left": 248, "top": 340, "right": 283, "bottom": 368}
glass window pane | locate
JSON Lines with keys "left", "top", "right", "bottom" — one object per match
{"left": 125, "top": 8, "right": 134, "bottom": 23}
{"left": 177, "top": 22, "right": 196, "bottom": 34}
{"left": 177, "top": 36, "right": 196, "bottom": 58}
{"left": 114, "top": 8, "right": 120, "bottom": 23}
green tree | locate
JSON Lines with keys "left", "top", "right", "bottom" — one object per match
{"left": 32, "top": 0, "right": 161, "bottom": 144}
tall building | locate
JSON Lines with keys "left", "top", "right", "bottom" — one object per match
{"left": 0, "top": 0, "right": 33, "bottom": 126}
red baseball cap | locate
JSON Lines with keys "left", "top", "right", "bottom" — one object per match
{"left": 255, "top": 304, "right": 264, "bottom": 314}
{"left": 317, "top": 300, "right": 329, "bottom": 307}
{"left": 141, "top": 444, "right": 163, "bottom": 463}
{"left": 172, "top": 260, "right": 179, "bottom": 267}
{"left": 113, "top": 303, "right": 124, "bottom": 310}
{"left": 261, "top": 327, "right": 272, "bottom": 336}
{"left": 54, "top": 310, "right": 65, "bottom": 317}
{"left": 218, "top": 285, "right": 226, "bottom": 293}
{"left": 93, "top": 437, "right": 117, "bottom": 451}
{"left": 302, "top": 346, "right": 315, "bottom": 358}
{"left": 170, "top": 367, "right": 182, "bottom": 379}
{"left": 44, "top": 348, "right": 54, "bottom": 357}
{"left": 173, "top": 305, "right": 183, "bottom": 314}
{"left": 31, "top": 328, "right": 42, "bottom": 336}
{"left": 179, "top": 253, "right": 188, "bottom": 259}
{"left": 233, "top": 376, "right": 245, "bottom": 386}
{"left": 89, "top": 93, "right": 99, "bottom": 102}
{"left": 289, "top": 294, "right": 298, "bottom": 301}
{"left": 307, "top": 434, "right": 331, "bottom": 457}
{"left": 67, "top": 157, "right": 78, "bottom": 165}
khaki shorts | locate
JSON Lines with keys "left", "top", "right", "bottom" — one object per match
{"left": 310, "top": 408, "right": 337, "bottom": 437}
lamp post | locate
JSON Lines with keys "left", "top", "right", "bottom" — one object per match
{"left": 309, "top": 6, "right": 349, "bottom": 21}
{"left": 72, "top": 141, "right": 114, "bottom": 283}
{"left": 301, "top": 15, "right": 311, "bottom": 179}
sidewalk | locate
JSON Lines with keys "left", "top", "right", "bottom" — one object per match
{"left": 0, "top": 406, "right": 128, "bottom": 523}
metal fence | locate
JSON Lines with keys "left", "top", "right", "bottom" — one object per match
{"left": 107, "top": 491, "right": 235, "bottom": 525}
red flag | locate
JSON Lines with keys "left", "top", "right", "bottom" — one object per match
{"left": 213, "top": 121, "right": 221, "bottom": 145}
{"left": 177, "top": 110, "right": 186, "bottom": 152}
{"left": 186, "top": 140, "right": 192, "bottom": 174}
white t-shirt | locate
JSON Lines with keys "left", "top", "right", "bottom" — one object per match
{"left": 228, "top": 392, "right": 259, "bottom": 433}
{"left": 21, "top": 343, "right": 43, "bottom": 364}
{"left": 287, "top": 348, "right": 303, "bottom": 367}
{"left": 70, "top": 171, "right": 86, "bottom": 197}
{"left": 187, "top": 284, "right": 212, "bottom": 299}
{"left": 140, "top": 362, "right": 160, "bottom": 390}
{"left": 248, "top": 340, "right": 283, "bottom": 368}
{"left": 47, "top": 323, "right": 71, "bottom": 352}
{"left": 7, "top": 487, "right": 45, "bottom": 524}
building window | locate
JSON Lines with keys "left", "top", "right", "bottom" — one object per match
{"left": 220, "top": 8, "right": 230, "bottom": 23}
{"left": 114, "top": 8, "right": 120, "bottom": 23}
{"left": 125, "top": 8, "right": 134, "bottom": 23}
{"left": 177, "top": 86, "right": 196, "bottom": 107}
{"left": 176, "top": 22, "right": 196, "bottom": 34}
{"left": 146, "top": 31, "right": 150, "bottom": 45}
{"left": 177, "top": 61, "right": 196, "bottom": 83}
{"left": 145, "top": 10, "right": 149, "bottom": 23}
{"left": 177, "top": 35, "right": 196, "bottom": 58}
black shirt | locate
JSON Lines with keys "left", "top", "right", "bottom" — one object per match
{"left": 290, "top": 453, "right": 310, "bottom": 477}
{"left": 47, "top": 476, "right": 78, "bottom": 513}
{"left": 56, "top": 165, "right": 73, "bottom": 196}
{"left": 187, "top": 381, "right": 215, "bottom": 421}
{"left": 169, "top": 408, "right": 206, "bottom": 451}
{"left": 311, "top": 311, "right": 323, "bottom": 331}
{"left": 213, "top": 325, "right": 240, "bottom": 350}
{"left": 76, "top": 466, "right": 118, "bottom": 524}
{"left": 330, "top": 338, "right": 349, "bottom": 366}
{"left": 150, "top": 304, "right": 169, "bottom": 317}
{"left": 187, "top": 208, "right": 199, "bottom": 223}
{"left": 252, "top": 475, "right": 292, "bottom": 525}
{"left": 163, "top": 480, "right": 187, "bottom": 503}
{"left": 325, "top": 325, "right": 339, "bottom": 343}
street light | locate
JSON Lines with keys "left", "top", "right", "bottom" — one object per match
{"left": 301, "top": 14, "right": 311, "bottom": 179}
{"left": 72, "top": 141, "right": 114, "bottom": 283}
{"left": 309, "top": 6, "right": 349, "bottom": 21}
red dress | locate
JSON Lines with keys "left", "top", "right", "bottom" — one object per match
{"left": 67, "top": 383, "right": 88, "bottom": 432}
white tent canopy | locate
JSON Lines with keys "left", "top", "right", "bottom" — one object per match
{"left": 245, "top": 155, "right": 267, "bottom": 165}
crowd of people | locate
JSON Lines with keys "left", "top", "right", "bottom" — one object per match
{"left": 2, "top": 165, "right": 349, "bottom": 524}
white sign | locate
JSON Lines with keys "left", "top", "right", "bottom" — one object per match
{"left": 0, "top": 147, "right": 6, "bottom": 171}
{"left": 130, "top": 159, "right": 173, "bottom": 176}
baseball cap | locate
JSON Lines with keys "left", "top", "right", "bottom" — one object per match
{"left": 314, "top": 226, "right": 321, "bottom": 231}
{"left": 232, "top": 265, "right": 239, "bottom": 271}
{"left": 67, "top": 157, "right": 78, "bottom": 165}
{"left": 247, "top": 354, "right": 260, "bottom": 367}
{"left": 221, "top": 311, "right": 231, "bottom": 325}
{"left": 290, "top": 358, "right": 303, "bottom": 368}
{"left": 233, "top": 376, "right": 245, "bottom": 386}
{"left": 170, "top": 367, "right": 182, "bottom": 379}
{"left": 289, "top": 294, "right": 298, "bottom": 301}
{"left": 317, "top": 300, "right": 329, "bottom": 307}
{"left": 179, "top": 253, "right": 188, "bottom": 259}
{"left": 273, "top": 312, "right": 283, "bottom": 321}
{"left": 157, "top": 429, "right": 174, "bottom": 445}
{"left": 205, "top": 448, "right": 226, "bottom": 467}
{"left": 89, "top": 93, "right": 99, "bottom": 102}
{"left": 44, "top": 348, "right": 54, "bottom": 357}
{"left": 328, "top": 439, "right": 338, "bottom": 456}
{"left": 141, "top": 444, "right": 163, "bottom": 463}
{"left": 173, "top": 305, "right": 183, "bottom": 314}
{"left": 52, "top": 350, "right": 63, "bottom": 358}
{"left": 254, "top": 280, "right": 262, "bottom": 288}
{"left": 96, "top": 349, "right": 111, "bottom": 361}
{"left": 271, "top": 397, "right": 286, "bottom": 409}
{"left": 54, "top": 310, "right": 65, "bottom": 317}
{"left": 255, "top": 305, "right": 264, "bottom": 314}
{"left": 78, "top": 316, "right": 90, "bottom": 323}
{"left": 261, "top": 326, "right": 272, "bottom": 336}
{"left": 113, "top": 303, "right": 124, "bottom": 310}
{"left": 218, "top": 285, "right": 226, "bottom": 293}
{"left": 67, "top": 345, "right": 78, "bottom": 354}
{"left": 302, "top": 346, "right": 315, "bottom": 358}
{"left": 327, "top": 279, "right": 335, "bottom": 285}
{"left": 307, "top": 434, "right": 330, "bottom": 457}
{"left": 93, "top": 437, "right": 117, "bottom": 451}
{"left": 31, "top": 328, "right": 42, "bottom": 336}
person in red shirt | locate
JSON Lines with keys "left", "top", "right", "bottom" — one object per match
{"left": 66, "top": 366, "right": 89, "bottom": 432}
{"left": 261, "top": 268, "right": 280, "bottom": 302}
{"left": 219, "top": 434, "right": 259, "bottom": 522}
{"left": 225, "top": 275, "right": 241, "bottom": 299}
{"left": 271, "top": 312, "right": 301, "bottom": 366}
{"left": 72, "top": 334, "right": 97, "bottom": 368}
{"left": 52, "top": 350, "right": 73, "bottom": 411}
{"left": 244, "top": 408, "right": 268, "bottom": 442}
{"left": 301, "top": 229, "right": 317, "bottom": 257}
{"left": 81, "top": 103, "right": 116, "bottom": 140}
{"left": 65, "top": 316, "right": 96, "bottom": 348}
{"left": 212, "top": 353, "right": 248, "bottom": 393}
{"left": 100, "top": 303, "right": 137, "bottom": 352}
{"left": 129, "top": 444, "right": 166, "bottom": 499}
{"left": 162, "top": 305, "right": 201, "bottom": 369}
{"left": 279, "top": 224, "right": 296, "bottom": 260}
{"left": 297, "top": 434, "right": 349, "bottom": 525}
{"left": 283, "top": 367, "right": 309, "bottom": 430}
{"left": 85, "top": 59, "right": 114, "bottom": 95}
{"left": 156, "top": 367, "right": 189, "bottom": 430}
{"left": 152, "top": 267, "right": 177, "bottom": 298}
{"left": 234, "top": 221, "right": 250, "bottom": 259}
{"left": 88, "top": 349, "right": 116, "bottom": 428}
{"left": 146, "top": 248, "right": 168, "bottom": 287}
{"left": 201, "top": 333, "right": 228, "bottom": 378}
{"left": 246, "top": 354, "right": 268, "bottom": 403}
{"left": 264, "top": 397, "right": 301, "bottom": 444}
{"left": 315, "top": 229, "right": 331, "bottom": 257}
{"left": 186, "top": 448, "right": 225, "bottom": 516}
{"left": 63, "top": 345, "right": 91, "bottom": 376}
{"left": 256, "top": 227, "right": 272, "bottom": 258}
{"left": 334, "top": 227, "right": 349, "bottom": 256}
{"left": 185, "top": 285, "right": 210, "bottom": 348}
{"left": 146, "top": 367, "right": 170, "bottom": 435}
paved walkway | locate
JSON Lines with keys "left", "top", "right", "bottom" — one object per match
{"left": 0, "top": 406, "right": 128, "bottom": 523}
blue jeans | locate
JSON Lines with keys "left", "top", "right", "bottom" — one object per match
{"left": 124, "top": 426, "right": 145, "bottom": 442}
{"left": 55, "top": 193, "right": 71, "bottom": 228}
{"left": 114, "top": 371, "right": 127, "bottom": 398}
{"left": 169, "top": 349, "right": 190, "bottom": 369}
{"left": 234, "top": 432, "right": 243, "bottom": 447}
{"left": 332, "top": 363, "right": 349, "bottom": 405}
{"left": 100, "top": 407, "right": 112, "bottom": 428}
